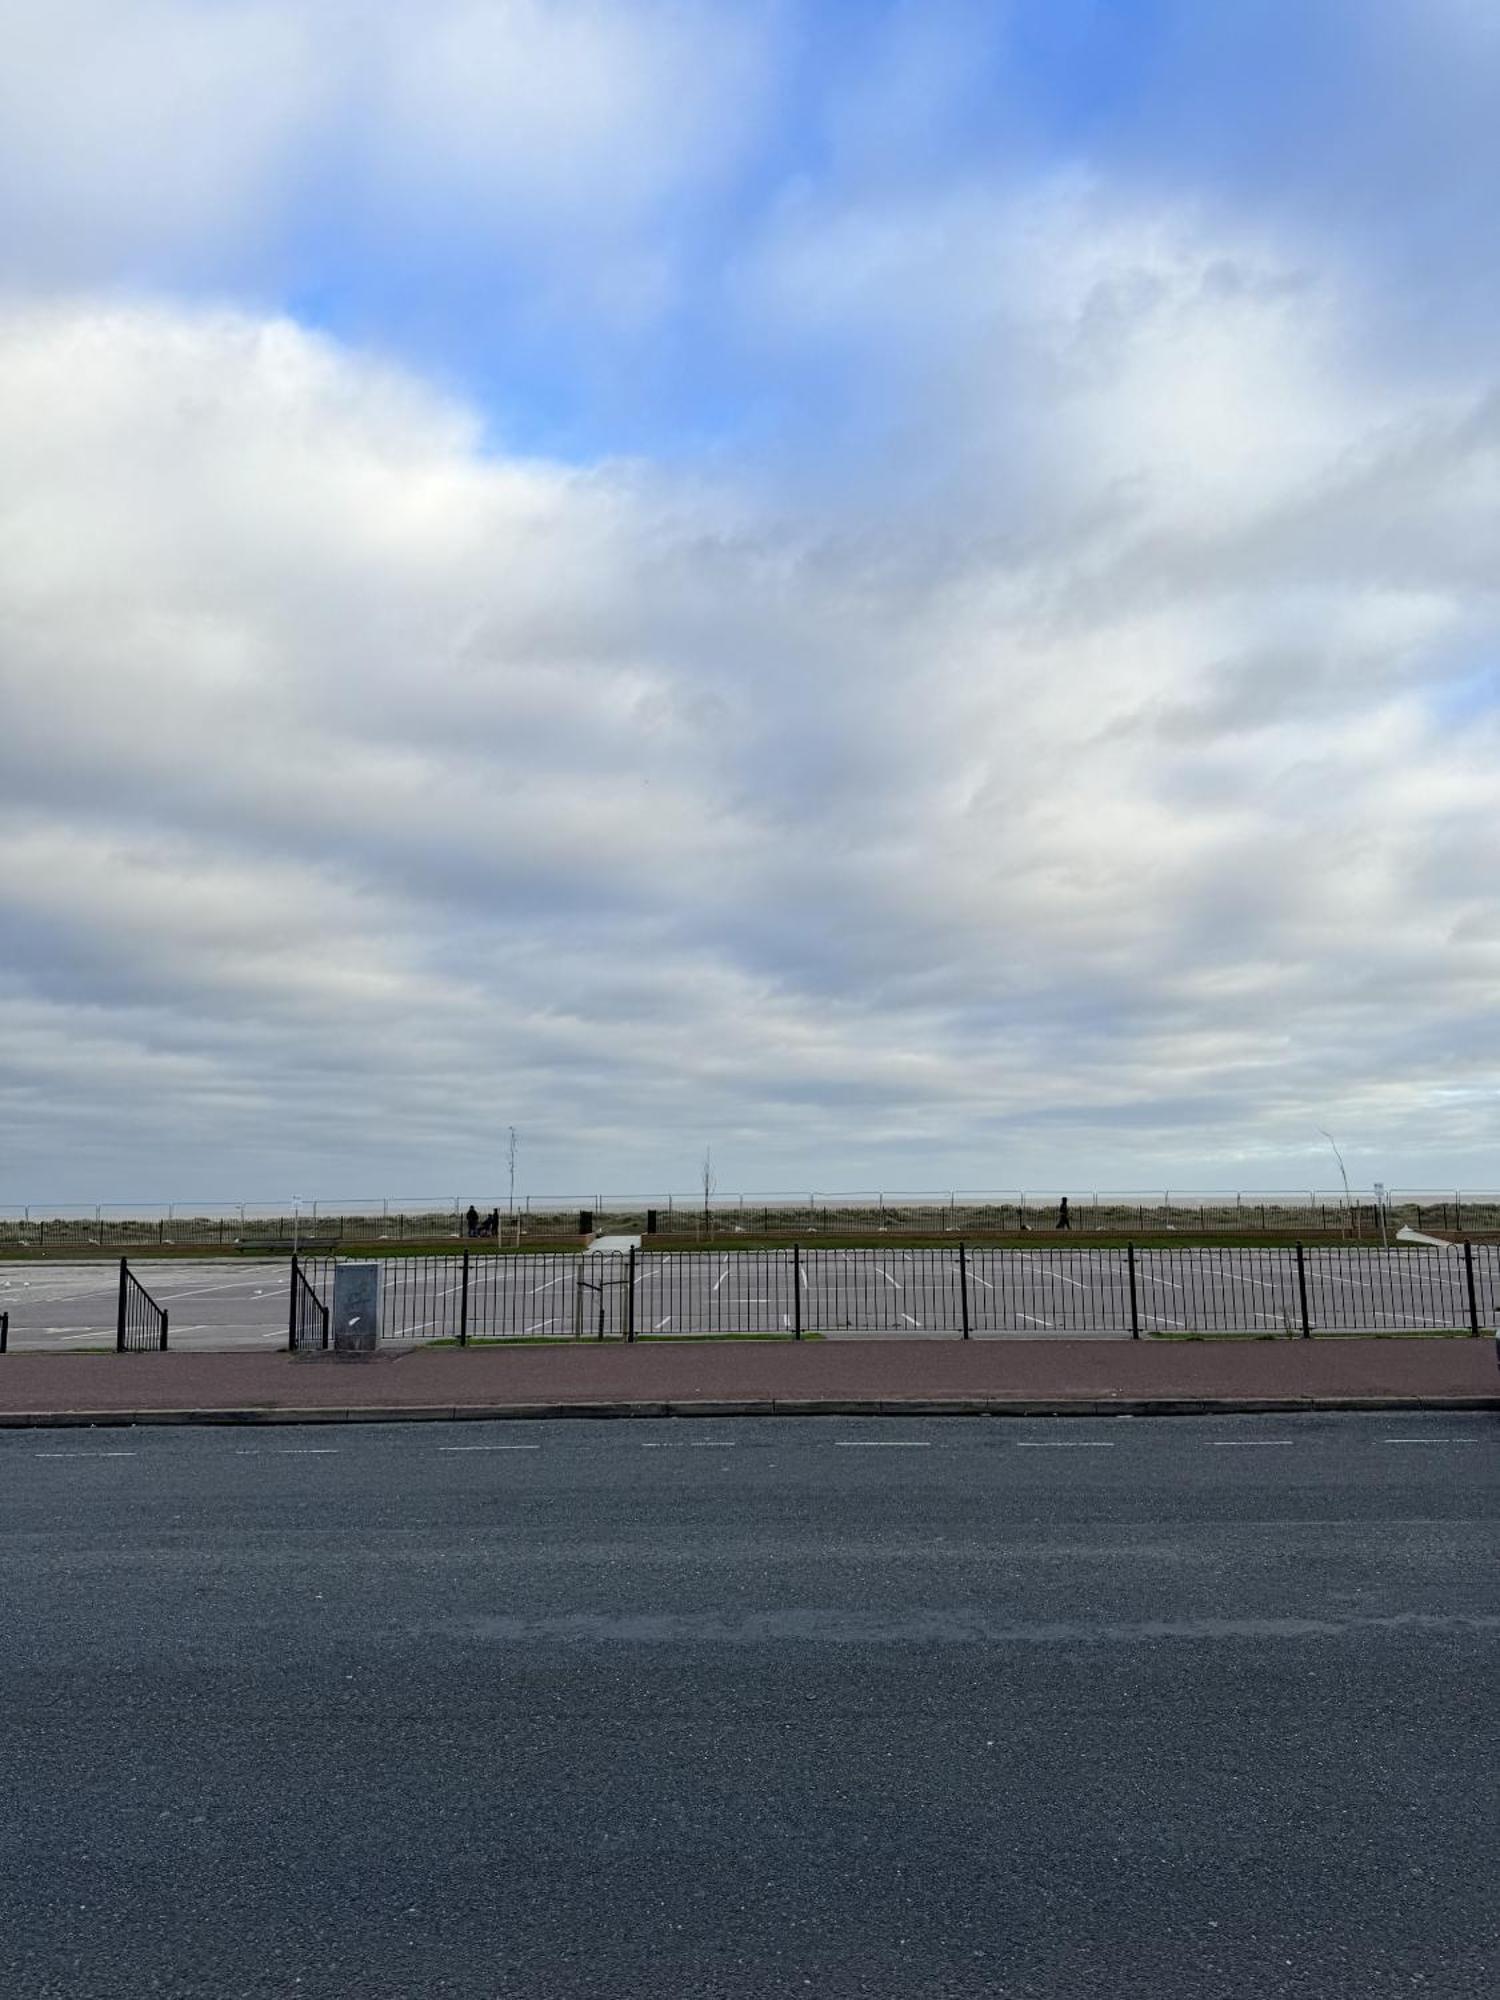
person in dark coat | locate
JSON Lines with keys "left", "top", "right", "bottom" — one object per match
{"left": 465, "top": 1204, "right": 479, "bottom": 1238}
{"left": 1056, "top": 1197, "right": 1071, "bottom": 1231}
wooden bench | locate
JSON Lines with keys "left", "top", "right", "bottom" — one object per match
{"left": 234, "top": 1236, "right": 339, "bottom": 1256}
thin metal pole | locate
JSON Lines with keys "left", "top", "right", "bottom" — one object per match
{"left": 1127, "top": 1243, "right": 1140, "bottom": 1339}
{"left": 289, "top": 1252, "right": 300, "bottom": 1352}
{"left": 116, "top": 1257, "right": 128, "bottom": 1353}
{"left": 1296, "top": 1243, "right": 1311, "bottom": 1338}
{"left": 793, "top": 1245, "right": 802, "bottom": 1340}
{"left": 958, "top": 1242, "right": 970, "bottom": 1340}
{"left": 1464, "top": 1240, "right": 1480, "bottom": 1337}
{"left": 1, "top": 1310, "right": 7, "bottom": 1354}
{"left": 626, "top": 1244, "right": 637, "bottom": 1342}
{"left": 159, "top": 1308, "right": 169, "bottom": 1353}
{"left": 459, "top": 1250, "right": 470, "bottom": 1346}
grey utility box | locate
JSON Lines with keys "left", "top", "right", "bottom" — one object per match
{"left": 332, "top": 1262, "right": 380, "bottom": 1354}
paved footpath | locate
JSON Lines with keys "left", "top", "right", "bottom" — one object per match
{"left": 0, "top": 1336, "right": 1495, "bottom": 1423}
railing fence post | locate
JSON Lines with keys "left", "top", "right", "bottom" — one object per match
{"left": 289, "top": 1252, "right": 300, "bottom": 1352}
{"left": 626, "top": 1244, "right": 637, "bottom": 1343}
{"left": 793, "top": 1244, "right": 802, "bottom": 1340}
{"left": 958, "top": 1242, "right": 971, "bottom": 1340}
{"left": 1463, "top": 1239, "right": 1480, "bottom": 1337}
{"left": 1296, "top": 1243, "right": 1311, "bottom": 1338}
{"left": 116, "top": 1256, "right": 128, "bottom": 1353}
{"left": 159, "top": 1307, "right": 169, "bottom": 1353}
{"left": 1127, "top": 1243, "right": 1140, "bottom": 1339}
{"left": 458, "top": 1249, "right": 470, "bottom": 1346}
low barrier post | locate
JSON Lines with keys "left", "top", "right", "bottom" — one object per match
{"left": 958, "top": 1242, "right": 971, "bottom": 1340}
{"left": 1126, "top": 1243, "right": 1140, "bottom": 1339}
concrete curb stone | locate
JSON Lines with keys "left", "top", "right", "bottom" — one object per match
{"left": 2, "top": 1394, "right": 1496, "bottom": 1430}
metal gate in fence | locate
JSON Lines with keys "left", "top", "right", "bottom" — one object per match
{"left": 573, "top": 1252, "right": 633, "bottom": 1341}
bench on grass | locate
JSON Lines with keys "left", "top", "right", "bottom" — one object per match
{"left": 234, "top": 1236, "right": 339, "bottom": 1256}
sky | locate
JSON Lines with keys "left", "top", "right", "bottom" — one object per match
{"left": 2, "top": 0, "right": 1499, "bottom": 1205}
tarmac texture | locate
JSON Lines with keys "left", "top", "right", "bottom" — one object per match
{"left": 2, "top": 1412, "right": 1497, "bottom": 1997}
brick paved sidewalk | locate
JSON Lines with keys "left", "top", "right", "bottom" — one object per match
{"left": 0, "top": 1337, "right": 1496, "bottom": 1424}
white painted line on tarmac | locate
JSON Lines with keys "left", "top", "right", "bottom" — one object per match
{"left": 641, "top": 1441, "right": 738, "bottom": 1449}
{"left": 900, "top": 1312, "right": 921, "bottom": 1326}
{"left": 271, "top": 1448, "right": 338, "bottom": 1455}
{"left": 1016, "top": 1312, "right": 1053, "bottom": 1328}
{"left": 35, "top": 1450, "right": 137, "bottom": 1458}
{"left": 1213, "top": 1439, "right": 1296, "bottom": 1447}
{"left": 439, "top": 1444, "right": 541, "bottom": 1452}
{"left": 835, "top": 1440, "right": 931, "bottom": 1448}
{"left": 655, "top": 1315, "right": 672, "bottom": 1329}
{"left": 877, "top": 1266, "right": 903, "bottom": 1292}
{"left": 1015, "top": 1440, "right": 1114, "bottom": 1448}
{"left": 1381, "top": 1437, "right": 1480, "bottom": 1446}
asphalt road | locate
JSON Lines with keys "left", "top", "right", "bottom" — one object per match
{"left": 2, "top": 1412, "right": 1498, "bottom": 1998}
{"left": 6, "top": 1244, "right": 1497, "bottom": 1349}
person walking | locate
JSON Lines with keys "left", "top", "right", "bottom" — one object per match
{"left": 1056, "top": 1196, "right": 1071, "bottom": 1231}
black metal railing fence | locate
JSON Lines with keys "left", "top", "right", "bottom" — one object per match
{"left": 288, "top": 1254, "right": 331, "bottom": 1352}
{"left": 361, "top": 1242, "right": 1499, "bottom": 1343}
{"left": 116, "top": 1258, "right": 168, "bottom": 1352}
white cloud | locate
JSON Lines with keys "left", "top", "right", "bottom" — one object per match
{"left": 0, "top": 0, "right": 774, "bottom": 312}
{"left": 2, "top": 230, "right": 1500, "bottom": 1196}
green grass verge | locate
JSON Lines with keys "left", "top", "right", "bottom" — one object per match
{"left": 1147, "top": 1327, "right": 1476, "bottom": 1342}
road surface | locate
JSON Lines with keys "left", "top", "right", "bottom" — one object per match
{"left": 2, "top": 1411, "right": 1497, "bottom": 1997}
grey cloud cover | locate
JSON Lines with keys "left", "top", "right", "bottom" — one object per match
{"left": 1, "top": 1, "right": 1498, "bottom": 1199}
